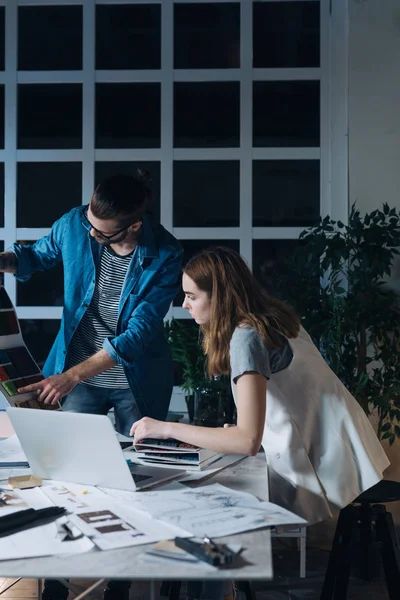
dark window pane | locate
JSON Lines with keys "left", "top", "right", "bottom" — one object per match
{"left": 0, "top": 312, "right": 19, "bottom": 336}
{"left": 0, "top": 242, "right": 3, "bottom": 287}
{"left": 18, "top": 6, "right": 82, "bottom": 70}
{"left": 174, "top": 3, "right": 240, "bottom": 69}
{"left": 96, "top": 83, "right": 160, "bottom": 148}
{"left": 18, "top": 84, "right": 82, "bottom": 149}
{"left": 253, "top": 81, "right": 320, "bottom": 147}
{"left": 0, "top": 86, "right": 4, "bottom": 148}
{"left": 19, "top": 319, "right": 61, "bottom": 368}
{"left": 95, "top": 162, "right": 160, "bottom": 223}
{"left": 0, "top": 163, "right": 4, "bottom": 227}
{"left": 174, "top": 82, "right": 239, "bottom": 148}
{"left": 96, "top": 4, "right": 160, "bottom": 70}
{"left": 173, "top": 161, "right": 239, "bottom": 227}
{"left": 17, "top": 241, "right": 64, "bottom": 307}
{"left": 253, "top": 160, "right": 320, "bottom": 227}
{"left": 253, "top": 239, "right": 302, "bottom": 296}
{"left": 253, "top": 239, "right": 320, "bottom": 313}
{"left": 0, "top": 8, "right": 5, "bottom": 70}
{"left": 0, "top": 287, "right": 12, "bottom": 309}
{"left": 17, "top": 163, "right": 82, "bottom": 228}
{"left": 174, "top": 239, "right": 239, "bottom": 306}
{"left": 253, "top": 1, "right": 320, "bottom": 68}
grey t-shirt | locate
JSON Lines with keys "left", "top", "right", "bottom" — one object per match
{"left": 230, "top": 327, "right": 293, "bottom": 383}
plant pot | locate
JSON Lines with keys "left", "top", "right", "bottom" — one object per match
{"left": 193, "top": 383, "right": 234, "bottom": 428}
{"left": 185, "top": 394, "right": 194, "bottom": 424}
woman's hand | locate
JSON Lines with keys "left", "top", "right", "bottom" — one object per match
{"left": 130, "top": 417, "right": 171, "bottom": 442}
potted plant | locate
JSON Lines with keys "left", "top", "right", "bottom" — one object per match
{"left": 164, "top": 319, "right": 235, "bottom": 426}
{"left": 273, "top": 204, "right": 400, "bottom": 444}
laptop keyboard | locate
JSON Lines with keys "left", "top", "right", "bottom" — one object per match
{"left": 131, "top": 473, "right": 152, "bottom": 483}
{"left": 128, "top": 465, "right": 152, "bottom": 483}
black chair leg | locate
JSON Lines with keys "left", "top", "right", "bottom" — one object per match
{"left": 320, "top": 506, "right": 353, "bottom": 600}
{"left": 235, "top": 581, "right": 256, "bottom": 600}
{"left": 160, "top": 581, "right": 182, "bottom": 600}
{"left": 160, "top": 581, "right": 171, "bottom": 597}
{"left": 376, "top": 507, "right": 400, "bottom": 600}
{"left": 168, "top": 581, "right": 182, "bottom": 600}
{"left": 359, "top": 502, "right": 374, "bottom": 580}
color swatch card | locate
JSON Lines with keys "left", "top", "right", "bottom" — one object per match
{"left": 0, "top": 286, "right": 59, "bottom": 410}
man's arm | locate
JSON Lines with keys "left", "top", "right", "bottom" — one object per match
{"left": 19, "top": 244, "right": 183, "bottom": 404}
{"left": 103, "top": 249, "right": 183, "bottom": 364}
{"left": 68, "top": 349, "right": 116, "bottom": 384}
{"left": 18, "top": 349, "right": 116, "bottom": 404}
{"left": 0, "top": 252, "right": 18, "bottom": 274}
{"left": 11, "top": 211, "right": 70, "bottom": 281}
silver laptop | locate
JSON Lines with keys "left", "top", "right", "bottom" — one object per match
{"left": 6, "top": 408, "right": 185, "bottom": 491}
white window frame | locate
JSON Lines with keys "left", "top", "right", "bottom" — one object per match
{"left": 0, "top": 0, "right": 348, "bottom": 323}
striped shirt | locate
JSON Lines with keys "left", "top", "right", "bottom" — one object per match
{"left": 67, "top": 245, "right": 135, "bottom": 388}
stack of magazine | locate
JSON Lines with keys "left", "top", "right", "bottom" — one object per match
{"left": 133, "top": 438, "right": 223, "bottom": 471}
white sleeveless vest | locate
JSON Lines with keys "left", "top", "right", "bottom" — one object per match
{"left": 233, "top": 327, "right": 390, "bottom": 524}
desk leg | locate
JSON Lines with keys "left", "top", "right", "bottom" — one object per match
{"left": 74, "top": 578, "right": 106, "bottom": 600}
{"left": 150, "top": 580, "right": 156, "bottom": 600}
{"left": 299, "top": 530, "right": 307, "bottom": 579}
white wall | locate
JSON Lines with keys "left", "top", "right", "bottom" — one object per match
{"left": 349, "top": 1, "right": 400, "bottom": 489}
{"left": 349, "top": 0, "right": 400, "bottom": 215}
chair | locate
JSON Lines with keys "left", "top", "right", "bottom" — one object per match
{"left": 320, "top": 479, "right": 400, "bottom": 600}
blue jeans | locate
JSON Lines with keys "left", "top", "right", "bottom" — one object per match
{"left": 61, "top": 383, "right": 141, "bottom": 437}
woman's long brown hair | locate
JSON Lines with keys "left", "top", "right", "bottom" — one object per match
{"left": 183, "top": 247, "right": 300, "bottom": 376}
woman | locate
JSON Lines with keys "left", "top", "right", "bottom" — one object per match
{"left": 131, "top": 246, "right": 389, "bottom": 525}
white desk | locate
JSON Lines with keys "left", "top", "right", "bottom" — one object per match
{"left": 0, "top": 412, "right": 272, "bottom": 589}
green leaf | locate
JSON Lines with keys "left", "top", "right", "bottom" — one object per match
{"left": 272, "top": 202, "right": 400, "bottom": 444}
{"left": 381, "top": 422, "right": 392, "bottom": 432}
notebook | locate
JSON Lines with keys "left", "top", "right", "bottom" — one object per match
{"left": 134, "top": 438, "right": 223, "bottom": 470}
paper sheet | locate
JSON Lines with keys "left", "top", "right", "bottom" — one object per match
{"left": 69, "top": 505, "right": 190, "bottom": 550}
{"left": 162, "top": 503, "right": 306, "bottom": 538}
{"left": 42, "top": 480, "right": 191, "bottom": 550}
{"left": 100, "top": 482, "right": 306, "bottom": 538}
{"left": 0, "top": 434, "right": 28, "bottom": 464}
{"left": 104, "top": 483, "right": 262, "bottom": 518}
{"left": 0, "top": 487, "right": 30, "bottom": 517}
{"left": 0, "top": 468, "right": 32, "bottom": 481}
{"left": 0, "top": 486, "right": 95, "bottom": 560}
{"left": 98, "top": 481, "right": 185, "bottom": 515}
{"left": 0, "top": 520, "right": 94, "bottom": 561}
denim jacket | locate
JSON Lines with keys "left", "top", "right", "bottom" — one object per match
{"left": 11, "top": 206, "right": 183, "bottom": 420}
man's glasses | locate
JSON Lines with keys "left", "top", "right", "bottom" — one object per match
{"left": 82, "top": 208, "right": 135, "bottom": 241}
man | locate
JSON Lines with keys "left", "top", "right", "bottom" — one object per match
{"left": 0, "top": 172, "right": 183, "bottom": 600}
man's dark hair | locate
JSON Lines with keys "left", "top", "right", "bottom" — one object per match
{"left": 90, "top": 170, "right": 150, "bottom": 221}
